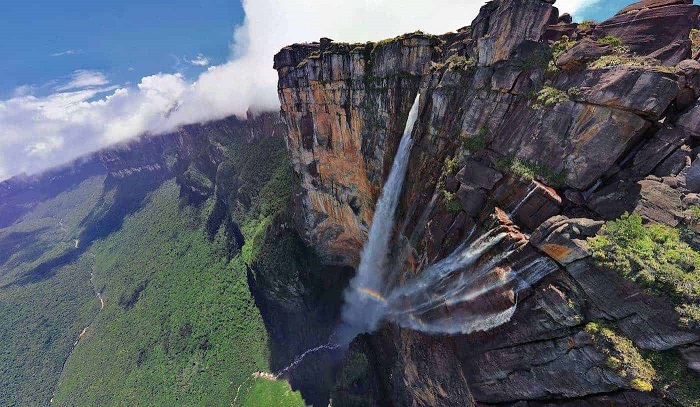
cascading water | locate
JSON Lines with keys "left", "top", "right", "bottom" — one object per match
{"left": 276, "top": 93, "right": 558, "bottom": 377}
{"left": 336, "top": 93, "right": 422, "bottom": 345}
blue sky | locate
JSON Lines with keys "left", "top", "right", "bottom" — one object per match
{"left": 0, "top": 0, "right": 244, "bottom": 98}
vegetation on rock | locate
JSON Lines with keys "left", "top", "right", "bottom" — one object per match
{"left": 586, "top": 321, "right": 655, "bottom": 392}
{"left": 496, "top": 155, "right": 567, "bottom": 188}
{"left": 588, "top": 213, "right": 700, "bottom": 328}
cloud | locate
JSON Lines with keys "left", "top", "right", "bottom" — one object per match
{"left": 54, "top": 70, "right": 110, "bottom": 92}
{"left": 188, "top": 54, "right": 210, "bottom": 66}
{"left": 0, "top": 0, "right": 598, "bottom": 180}
{"left": 51, "top": 49, "right": 81, "bottom": 57}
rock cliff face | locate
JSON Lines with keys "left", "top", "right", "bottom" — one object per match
{"left": 276, "top": 0, "right": 700, "bottom": 405}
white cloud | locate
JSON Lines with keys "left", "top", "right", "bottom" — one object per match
{"left": 51, "top": 49, "right": 81, "bottom": 57}
{"left": 188, "top": 53, "right": 210, "bottom": 66}
{"left": 55, "top": 70, "right": 110, "bottom": 92}
{"left": 0, "top": 0, "right": 598, "bottom": 180}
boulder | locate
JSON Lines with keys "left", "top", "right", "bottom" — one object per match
{"left": 679, "top": 103, "right": 700, "bottom": 137}
{"left": 530, "top": 216, "right": 603, "bottom": 266}
{"left": 553, "top": 66, "right": 679, "bottom": 118}
{"left": 456, "top": 184, "right": 487, "bottom": 216}
{"left": 455, "top": 159, "right": 503, "bottom": 190}
{"left": 555, "top": 38, "right": 611, "bottom": 70}
{"left": 542, "top": 22, "right": 577, "bottom": 42}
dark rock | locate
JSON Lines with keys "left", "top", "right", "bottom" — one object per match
{"left": 596, "top": 0, "right": 699, "bottom": 65}
{"left": 654, "top": 145, "right": 694, "bottom": 176}
{"left": 629, "top": 126, "right": 689, "bottom": 176}
{"left": 615, "top": 0, "right": 692, "bottom": 15}
{"left": 553, "top": 66, "right": 679, "bottom": 118}
{"left": 542, "top": 23, "right": 577, "bottom": 42}
{"left": 679, "top": 103, "right": 700, "bottom": 137}
{"left": 471, "top": 0, "right": 555, "bottom": 65}
{"left": 444, "top": 175, "right": 460, "bottom": 192}
{"left": 686, "top": 160, "right": 700, "bottom": 192}
{"left": 587, "top": 177, "right": 684, "bottom": 225}
{"left": 336, "top": 327, "right": 475, "bottom": 407}
{"left": 456, "top": 184, "right": 487, "bottom": 216}
{"left": 564, "top": 189, "right": 584, "bottom": 205}
{"left": 555, "top": 38, "right": 611, "bottom": 70}
{"left": 567, "top": 258, "right": 700, "bottom": 350}
{"left": 558, "top": 13, "right": 572, "bottom": 24}
{"left": 455, "top": 159, "right": 503, "bottom": 190}
{"left": 490, "top": 101, "right": 649, "bottom": 190}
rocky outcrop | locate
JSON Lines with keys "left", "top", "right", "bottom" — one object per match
{"left": 595, "top": 0, "right": 699, "bottom": 66}
{"left": 275, "top": 0, "right": 700, "bottom": 405}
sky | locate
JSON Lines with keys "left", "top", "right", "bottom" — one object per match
{"left": 0, "top": 0, "right": 665, "bottom": 181}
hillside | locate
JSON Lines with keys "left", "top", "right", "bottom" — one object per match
{"left": 0, "top": 114, "right": 333, "bottom": 406}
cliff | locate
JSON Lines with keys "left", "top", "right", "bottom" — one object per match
{"left": 275, "top": 0, "right": 700, "bottom": 405}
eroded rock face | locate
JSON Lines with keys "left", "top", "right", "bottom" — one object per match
{"left": 275, "top": 0, "right": 700, "bottom": 404}
{"left": 275, "top": 33, "right": 440, "bottom": 265}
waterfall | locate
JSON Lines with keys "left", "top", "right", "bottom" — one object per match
{"left": 336, "top": 93, "right": 421, "bottom": 344}
{"left": 509, "top": 182, "right": 538, "bottom": 219}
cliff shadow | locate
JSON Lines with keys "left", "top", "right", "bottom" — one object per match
{"left": 245, "top": 219, "right": 353, "bottom": 406}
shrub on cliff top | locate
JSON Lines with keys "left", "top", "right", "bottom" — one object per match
{"left": 446, "top": 54, "right": 475, "bottom": 71}
{"left": 442, "top": 190, "right": 463, "bottom": 214}
{"left": 588, "top": 213, "right": 700, "bottom": 327}
{"left": 577, "top": 20, "right": 595, "bottom": 31}
{"left": 586, "top": 321, "right": 700, "bottom": 402}
{"left": 585, "top": 322, "right": 655, "bottom": 391}
{"left": 533, "top": 86, "right": 569, "bottom": 109}
{"left": 597, "top": 35, "right": 629, "bottom": 53}
{"left": 589, "top": 54, "right": 674, "bottom": 73}
{"left": 551, "top": 35, "right": 577, "bottom": 59}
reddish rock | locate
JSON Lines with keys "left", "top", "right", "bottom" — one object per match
{"left": 492, "top": 176, "right": 562, "bottom": 231}
{"left": 530, "top": 216, "right": 603, "bottom": 266}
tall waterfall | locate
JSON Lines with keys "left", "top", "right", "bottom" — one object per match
{"left": 336, "top": 93, "right": 421, "bottom": 344}
{"left": 277, "top": 94, "right": 558, "bottom": 375}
